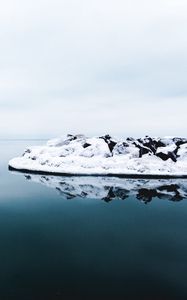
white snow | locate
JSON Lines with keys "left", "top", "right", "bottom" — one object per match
{"left": 8, "top": 134, "right": 187, "bottom": 177}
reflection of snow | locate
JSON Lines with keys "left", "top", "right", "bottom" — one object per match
{"left": 9, "top": 134, "right": 187, "bottom": 176}
{"left": 23, "top": 174, "right": 187, "bottom": 204}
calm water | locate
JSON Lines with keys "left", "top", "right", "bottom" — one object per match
{"left": 0, "top": 141, "right": 187, "bottom": 300}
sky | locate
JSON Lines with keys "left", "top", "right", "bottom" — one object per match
{"left": 0, "top": 0, "right": 187, "bottom": 139}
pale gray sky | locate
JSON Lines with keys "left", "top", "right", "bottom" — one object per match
{"left": 0, "top": 0, "right": 187, "bottom": 138}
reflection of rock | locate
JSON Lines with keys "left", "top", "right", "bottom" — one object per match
{"left": 23, "top": 174, "right": 187, "bottom": 204}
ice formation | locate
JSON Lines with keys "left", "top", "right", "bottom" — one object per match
{"left": 8, "top": 134, "right": 187, "bottom": 177}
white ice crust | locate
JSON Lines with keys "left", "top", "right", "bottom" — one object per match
{"left": 8, "top": 134, "right": 187, "bottom": 177}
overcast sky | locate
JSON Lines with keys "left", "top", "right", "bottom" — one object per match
{"left": 0, "top": 0, "right": 187, "bottom": 138}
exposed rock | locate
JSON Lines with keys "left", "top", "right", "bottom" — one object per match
{"left": 99, "top": 134, "right": 117, "bottom": 153}
{"left": 83, "top": 143, "right": 91, "bottom": 148}
{"left": 9, "top": 134, "right": 187, "bottom": 176}
{"left": 156, "top": 151, "right": 177, "bottom": 162}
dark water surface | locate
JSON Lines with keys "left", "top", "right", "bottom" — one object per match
{"left": 1, "top": 141, "right": 187, "bottom": 300}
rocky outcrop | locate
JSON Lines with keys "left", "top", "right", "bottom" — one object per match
{"left": 8, "top": 134, "right": 187, "bottom": 176}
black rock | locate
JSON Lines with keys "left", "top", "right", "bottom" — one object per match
{"left": 67, "top": 134, "right": 77, "bottom": 141}
{"left": 108, "top": 140, "right": 117, "bottom": 153}
{"left": 173, "top": 138, "right": 187, "bottom": 147}
{"left": 122, "top": 142, "right": 129, "bottom": 147}
{"left": 156, "top": 152, "right": 170, "bottom": 161}
{"left": 156, "top": 151, "right": 177, "bottom": 162}
{"left": 126, "top": 137, "right": 134, "bottom": 142}
{"left": 99, "top": 135, "right": 117, "bottom": 153}
{"left": 133, "top": 142, "right": 152, "bottom": 158}
{"left": 83, "top": 143, "right": 91, "bottom": 148}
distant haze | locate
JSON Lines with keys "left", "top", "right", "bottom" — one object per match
{"left": 1, "top": 0, "right": 187, "bottom": 139}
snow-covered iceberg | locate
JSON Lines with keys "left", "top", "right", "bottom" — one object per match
{"left": 8, "top": 134, "right": 187, "bottom": 177}
{"left": 11, "top": 173, "right": 187, "bottom": 203}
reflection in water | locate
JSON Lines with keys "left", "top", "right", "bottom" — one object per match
{"left": 3, "top": 142, "right": 187, "bottom": 300}
{"left": 20, "top": 174, "right": 187, "bottom": 204}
